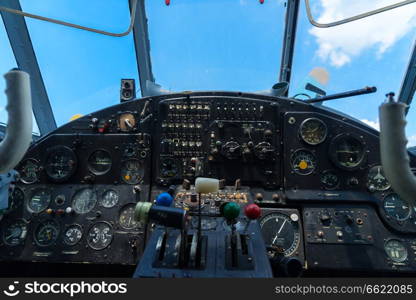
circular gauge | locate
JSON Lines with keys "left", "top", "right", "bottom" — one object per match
{"left": 72, "top": 188, "right": 97, "bottom": 214}
{"left": 367, "top": 165, "right": 390, "bottom": 192}
{"left": 28, "top": 188, "right": 51, "bottom": 213}
{"left": 291, "top": 149, "right": 316, "bottom": 175}
{"left": 385, "top": 239, "right": 408, "bottom": 263}
{"left": 118, "top": 113, "right": 136, "bottom": 132}
{"left": 222, "top": 141, "right": 241, "bottom": 159}
{"left": 7, "top": 187, "right": 24, "bottom": 212}
{"left": 320, "top": 170, "right": 339, "bottom": 190}
{"left": 259, "top": 212, "right": 300, "bottom": 256}
{"left": 34, "top": 220, "right": 60, "bottom": 247}
{"left": 45, "top": 146, "right": 77, "bottom": 182}
{"left": 119, "top": 204, "right": 140, "bottom": 230}
{"left": 160, "top": 158, "right": 178, "bottom": 177}
{"left": 329, "top": 134, "right": 365, "bottom": 170}
{"left": 63, "top": 224, "right": 83, "bottom": 246}
{"left": 87, "top": 222, "right": 113, "bottom": 250}
{"left": 299, "top": 118, "right": 327, "bottom": 145}
{"left": 121, "top": 159, "right": 144, "bottom": 184}
{"left": 3, "top": 219, "right": 27, "bottom": 246}
{"left": 254, "top": 142, "right": 274, "bottom": 160}
{"left": 87, "top": 150, "right": 112, "bottom": 175}
{"left": 101, "top": 190, "right": 119, "bottom": 208}
{"left": 383, "top": 193, "right": 411, "bottom": 221}
{"left": 18, "top": 159, "right": 40, "bottom": 184}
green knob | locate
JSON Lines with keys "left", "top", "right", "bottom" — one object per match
{"left": 223, "top": 202, "right": 240, "bottom": 220}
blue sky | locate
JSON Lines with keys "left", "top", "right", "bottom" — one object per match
{"left": 0, "top": 0, "right": 415, "bottom": 143}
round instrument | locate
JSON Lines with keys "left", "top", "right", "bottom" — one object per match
{"left": 291, "top": 149, "right": 316, "bottom": 175}
{"left": 259, "top": 212, "right": 300, "bottom": 256}
{"left": 299, "top": 118, "right": 327, "bottom": 145}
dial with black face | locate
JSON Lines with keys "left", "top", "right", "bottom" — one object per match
{"left": 88, "top": 150, "right": 112, "bottom": 175}
{"left": 385, "top": 239, "right": 408, "bottom": 263}
{"left": 45, "top": 146, "right": 77, "bottom": 182}
{"left": 72, "top": 188, "right": 97, "bottom": 214}
{"left": 121, "top": 159, "right": 143, "bottom": 184}
{"left": 383, "top": 193, "right": 411, "bottom": 221}
{"left": 119, "top": 204, "right": 140, "bottom": 230}
{"left": 320, "top": 170, "right": 339, "bottom": 189}
{"left": 291, "top": 149, "right": 316, "bottom": 175}
{"left": 3, "top": 220, "right": 27, "bottom": 246}
{"left": 28, "top": 188, "right": 51, "bottom": 213}
{"left": 160, "top": 158, "right": 178, "bottom": 177}
{"left": 87, "top": 222, "right": 113, "bottom": 250}
{"left": 101, "top": 190, "right": 119, "bottom": 208}
{"left": 18, "top": 159, "right": 40, "bottom": 184}
{"left": 367, "top": 165, "right": 390, "bottom": 191}
{"left": 299, "top": 118, "right": 327, "bottom": 145}
{"left": 330, "top": 134, "right": 365, "bottom": 170}
{"left": 34, "top": 220, "right": 60, "bottom": 247}
{"left": 259, "top": 212, "right": 300, "bottom": 256}
{"left": 63, "top": 224, "right": 83, "bottom": 246}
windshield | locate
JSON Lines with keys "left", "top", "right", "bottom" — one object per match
{"left": 146, "top": 0, "right": 285, "bottom": 92}
{"left": 1, "top": 0, "right": 415, "bottom": 144}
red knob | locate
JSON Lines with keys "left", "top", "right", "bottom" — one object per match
{"left": 165, "top": 0, "right": 170, "bottom": 6}
{"left": 244, "top": 204, "right": 261, "bottom": 220}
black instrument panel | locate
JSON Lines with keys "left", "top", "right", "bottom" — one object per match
{"left": 1, "top": 91, "right": 415, "bottom": 275}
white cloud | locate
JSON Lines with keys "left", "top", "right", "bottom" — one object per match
{"left": 361, "top": 119, "right": 380, "bottom": 131}
{"left": 408, "top": 135, "right": 416, "bottom": 147}
{"left": 309, "top": 0, "right": 416, "bottom": 67}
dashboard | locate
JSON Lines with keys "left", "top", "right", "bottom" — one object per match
{"left": 1, "top": 91, "right": 416, "bottom": 276}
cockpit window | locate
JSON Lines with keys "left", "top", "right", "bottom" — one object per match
{"left": 146, "top": 0, "right": 286, "bottom": 92}
{"left": 18, "top": 0, "right": 139, "bottom": 127}
{"left": 290, "top": 0, "right": 416, "bottom": 146}
{"left": 0, "top": 16, "right": 40, "bottom": 135}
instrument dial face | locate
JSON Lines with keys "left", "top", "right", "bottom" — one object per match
{"left": 299, "top": 118, "right": 327, "bottom": 145}
{"left": 385, "top": 239, "right": 408, "bottom": 263}
{"left": 254, "top": 142, "right": 274, "bottom": 160}
{"left": 28, "top": 188, "right": 51, "bottom": 213}
{"left": 118, "top": 113, "right": 136, "bottom": 132}
{"left": 121, "top": 159, "right": 143, "bottom": 184}
{"left": 119, "top": 204, "right": 140, "bottom": 230}
{"left": 367, "top": 165, "right": 390, "bottom": 191}
{"left": 3, "top": 220, "right": 27, "bottom": 246}
{"left": 18, "top": 159, "right": 40, "bottom": 184}
{"left": 45, "top": 146, "right": 77, "bottom": 182}
{"left": 87, "top": 222, "right": 113, "bottom": 250}
{"left": 72, "top": 188, "right": 97, "bottom": 214}
{"left": 34, "top": 220, "right": 60, "bottom": 247}
{"left": 383, "top": 193, "right": 411, "bottom": 221}
{"left": 88, "top": 150, "right": 112, "bottom": 175}
{"left": 160, "top": 158, "right": 178, "bottom": 177}
{"left": 291, "top": 149, "right": 316, "bottom": 175}
{"left": 8, "top": 187, "right": 24, "bottom": 212}
{"left": 101, "top": 190, "right": 119, "bottom": 208}
{"left": 63, "top": 224, "right": 83, "bottom": 246}
{"left": 260, "top": 212, "right": 300, "bottom": 256}
{"left": 320, "top": 170, "right": 339, "bottom": 190}
{"left": 330, "top": 134, "right": 365, "bottom": 169}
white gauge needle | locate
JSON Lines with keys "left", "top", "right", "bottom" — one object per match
{"left": 272, "top": 219, "right": 287, "bottom": 245}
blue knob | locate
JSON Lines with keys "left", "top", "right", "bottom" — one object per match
{"left": 156, "top": 192, "right": 174, "bottom": 207}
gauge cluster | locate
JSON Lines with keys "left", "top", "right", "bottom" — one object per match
{"left": 283, "top": 112, "right": 379, "bottom": 197}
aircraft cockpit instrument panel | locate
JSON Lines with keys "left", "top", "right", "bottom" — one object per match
{"left": 1, "top": 91, "right": 416, "bottom": 276}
